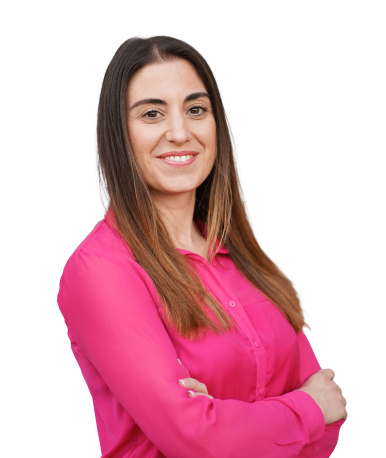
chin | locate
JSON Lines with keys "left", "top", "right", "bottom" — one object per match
{"left": 148, "top": 180, "right": 198, "bottom": 195}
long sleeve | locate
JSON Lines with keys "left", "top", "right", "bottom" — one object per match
{"left": 296, "top": 332, "right": 344, "bottom": 457}
{"left": 58, "top": 247, "right": 327, "bottom": 458}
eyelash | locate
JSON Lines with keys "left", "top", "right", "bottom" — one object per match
{"left": 142, "top": 104, "right": 207, "bottom": 119}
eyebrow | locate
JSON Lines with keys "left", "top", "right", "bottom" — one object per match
{"left": 128, "top": 92, "right": 210, "bottom": 111}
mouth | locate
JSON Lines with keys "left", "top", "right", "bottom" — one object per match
{"left": 158, "top": 155, "right": 197, "bottom": 167}
{"left": 157, "top": 151, "right": 199, "bottom": 160}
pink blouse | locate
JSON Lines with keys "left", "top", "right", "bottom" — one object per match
{"left": 57, "top": 211, "right": 344, "bottom": 457}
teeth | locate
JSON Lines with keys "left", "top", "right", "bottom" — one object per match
{"left": 163, "top": 155, "right": 193, "bottom": 162}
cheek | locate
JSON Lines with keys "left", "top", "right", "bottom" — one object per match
{"left": 127, "top": 124, "right": 141, "bottom": 154}
{"left": 127, "top": 123, "right": 153, "bottom": 168}
{"left": 200, "top": 121, "right": 217, "bottom": 161}
{"left": 128, "top": 121, "right": 158, "bottom": 155}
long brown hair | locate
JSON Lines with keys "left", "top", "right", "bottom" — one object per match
{"left": 97, "top": 36, "right": 307, "bottom": 340}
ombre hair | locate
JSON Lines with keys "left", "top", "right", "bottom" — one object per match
{"left": 97, "top": 35, "right": 307, "bottom": 340}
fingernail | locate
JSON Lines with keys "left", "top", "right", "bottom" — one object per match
{"left": 188, "top": 390, "right": 194, "bottom": 397}
{"left": 178, "top": 379, "right": 186, "bottom": 386}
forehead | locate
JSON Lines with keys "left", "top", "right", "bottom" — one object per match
{"left": 127, "top": 58, "right": 206, "bottom": 102}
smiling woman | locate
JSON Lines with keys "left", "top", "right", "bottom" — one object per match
{"left": 126, "top": 59, "right": 217, "bottom": 203}
{"left": 95, "top": 38, "right": 306, "bottom": 340}
{"left": 57, "top": 36, "right": 346, "bottom": 458}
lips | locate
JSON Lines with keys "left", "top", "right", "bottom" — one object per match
{"left": 157, "top": 153, "right": 198, "bottom": 167}
{"left": 156, "top": 151, "right": 198, "bottom": 158}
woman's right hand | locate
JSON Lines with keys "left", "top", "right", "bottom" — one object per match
{"left": 296, "top": 368, "right": 347, "bottom": 424}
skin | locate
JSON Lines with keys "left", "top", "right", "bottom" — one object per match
{"left": 297, "top": 369, "right": 348, "bottom": 423}
{"left": 127, "top": 58, "right": 217, "bottom": 261}
{"left": 178, "top": 377, "right": 213, "bottom": 400}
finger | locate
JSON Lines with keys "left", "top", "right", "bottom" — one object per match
{"left": 180, "top": 378, "right": 209, "bottom": 395}
{"left": 188, "top": 390, "right": 213, "bottom": 399}
{"left": 323, "top": 368, "right": 335, "bottom": 380}
{"left": 191, "top": 379, "right": 208, "bottom": 395}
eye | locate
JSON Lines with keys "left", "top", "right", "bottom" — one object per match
{"left": 142, "top": 108, "right": 162, "bottom": 119}
{"left": 141, "top": 104, "right": 207, "bottom": 120}
{"left": 189, "top": 104, "right": 207, "bottom": 116}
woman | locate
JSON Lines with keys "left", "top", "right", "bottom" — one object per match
{"left": 57, "top": 36, "right": 347, "bottom": 457}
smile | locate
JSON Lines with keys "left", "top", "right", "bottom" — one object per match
{"left": 163, "top": 155, "right": 193, "bottom": 162}
{"left": 157, "top": 153, "right": 198, "bottom": 167}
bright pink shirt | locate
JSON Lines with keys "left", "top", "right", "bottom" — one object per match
{"left": 57, "top": 212, "right": 343, "bottom": 457}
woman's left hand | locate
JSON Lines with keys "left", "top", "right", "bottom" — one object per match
{"left": 178, "top": 378, "right": 214, "bottom": 399}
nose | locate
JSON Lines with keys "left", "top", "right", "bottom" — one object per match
{"left": 164, "top": 113, "right": 192, "bottom": 145}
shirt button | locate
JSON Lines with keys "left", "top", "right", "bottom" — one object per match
{"left": 254, "top": 341, "right": 260, "bottom": 348}
{"left": 259, "top": 389, "right": 265, "bottom": 397}
{"left": 228, "top": 300, "right": 236, "bottom": 307}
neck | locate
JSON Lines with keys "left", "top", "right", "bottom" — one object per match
{"left": 150, "top": 188, "right": 206, "bottom": 253}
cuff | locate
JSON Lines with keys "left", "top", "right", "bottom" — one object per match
{"left": 278, "top": 390, "right": 326, "bottom": 445}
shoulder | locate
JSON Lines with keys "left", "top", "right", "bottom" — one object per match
{"left": 62, "top": 218, "right": 147, "bottom": 277}
{"left": 57, "top": 217, "right": 163, "bottom": 320}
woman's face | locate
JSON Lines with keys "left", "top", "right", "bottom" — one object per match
{"left": 126, "top": 58, "right": 217, "bottom": 197}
